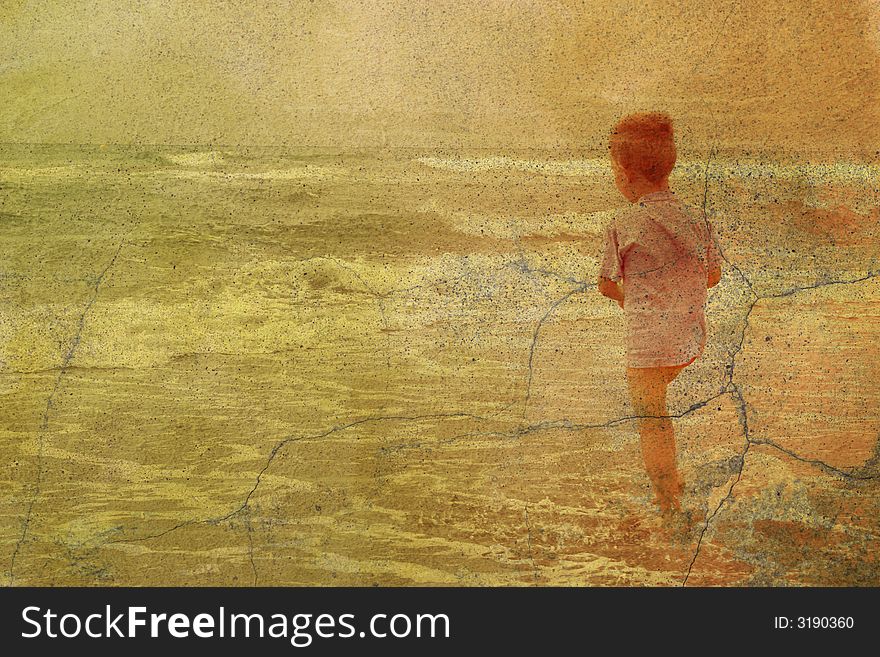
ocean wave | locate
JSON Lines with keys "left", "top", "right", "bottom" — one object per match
{"left": 0, "top": 165, "right": 83, "bottom": 181}
{"left": 415, "top": 155, "right": 609, "bottom": 177}
{"left": 162, "top": 151, "right": 228, "bottom": 167}
{"left": 415, "top": 155, "right": 880, "bottom": 184}
{"left": 159, "top": 165, "right": 348, "bottom": 182}
{"left": 419, "top": 200, "right": 615, "bottom": 239}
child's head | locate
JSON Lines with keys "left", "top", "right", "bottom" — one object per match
{"left": 609, "top": 112, "right": 676, "bottom": 201}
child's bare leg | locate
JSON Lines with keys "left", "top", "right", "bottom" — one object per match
{"left": 626, "top": 365, "right": 685, "bottom": 512}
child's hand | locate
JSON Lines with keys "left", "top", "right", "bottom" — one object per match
{"left": 598, "top": 276, "right": 625, "bottom": 308}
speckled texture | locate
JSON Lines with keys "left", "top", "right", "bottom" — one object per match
{"left": 1, "top": 2, "right": 879, "bottom": 586}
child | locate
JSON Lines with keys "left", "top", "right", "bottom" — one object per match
{"left": 598, "top": 112, "right": 722, "bottom": 516}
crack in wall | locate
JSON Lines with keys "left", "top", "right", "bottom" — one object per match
{"left": 680, "top": 146, "right": 880, "bottom": 585}
{"left": 682, "top": 309, "right": 880, "bottom": 586}
{"left": 99, "top": 387, "right": 731, "bottom": 556}
{"left": 683, "top": 382, "right": 752, "bottom": 585}
{"left": 7, "top": 239, "right": 125, "bottom": 586}
{"left": 523, "top": 281, "right": 591, "bottom": 416}
{"left": 750, "top": 437, "right": 880, "bottom": 481}
{"left": 244, "top": 507, "right": 258, "bottom": 587}
{"left": 682, "top": 143, "right": 797, "bottom": 585}
{"left": 294, "top": 255, "right": 391, "bottom": 330}
{"left": 106, "top": 412, "right": 495, "bottom": 547}
{"left": 523, "top": 506, "right": 540, "bottom": 584}
{"left": 293, "top": 254, "right": 478, "bottom": 333}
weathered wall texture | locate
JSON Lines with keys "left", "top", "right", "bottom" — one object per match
{"left": 1, "top": 1, "right": 878, "bottom": 585}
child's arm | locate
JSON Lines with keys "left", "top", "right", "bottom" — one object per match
{"left": 598, "top": 276, "right": 625, "bottom": 308}
{"left": 599, "top": 225, "right": 625, "bottom": 308}
{"left": 707, "top": 266, "right": 722, "bottom": 288}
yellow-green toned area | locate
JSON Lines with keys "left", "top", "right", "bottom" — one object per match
{"left": 1, "top": 145, "right": 878, "bottom": 585}
{"left": 3, "top": 0, "right": 880, "bottom": 587}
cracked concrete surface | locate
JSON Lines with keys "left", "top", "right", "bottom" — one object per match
{"left": 7, "top": 239, "right": 125, "bottom": 586}
{"left": 1, "top": 145, "right": 878, "bottom": 586}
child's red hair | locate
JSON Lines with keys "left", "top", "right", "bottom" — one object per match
{"left": 610, "top": 112, "right": 676, "bottom": 183}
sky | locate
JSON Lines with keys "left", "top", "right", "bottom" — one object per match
{"left": 2, "top": 0, "right": 879, "bottom": 156}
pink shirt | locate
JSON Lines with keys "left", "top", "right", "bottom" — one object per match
{"left": 600, "top": 190, "right": 722, "bottom": 368}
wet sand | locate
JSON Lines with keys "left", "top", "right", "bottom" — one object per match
{"left": 1, "top": 145, "right": 878, "bottom": 585}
